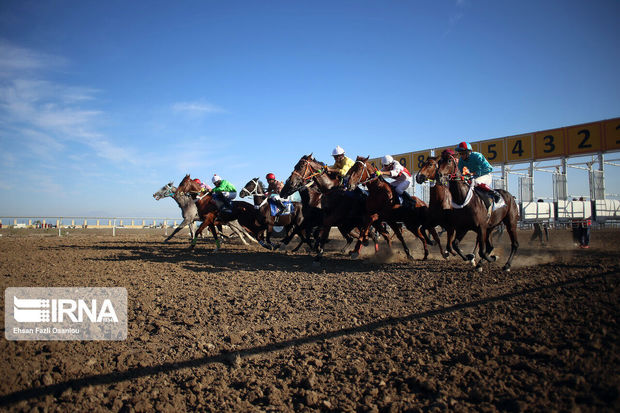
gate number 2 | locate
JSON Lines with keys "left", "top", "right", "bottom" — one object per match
{"left": 577, "top": 129, "right": 592, "bottom": 149}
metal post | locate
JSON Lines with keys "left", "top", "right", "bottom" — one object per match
{"left": 112, "top": 219, "right": 116, "bottom": 237}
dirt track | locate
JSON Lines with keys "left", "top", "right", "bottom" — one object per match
{"left": 1, "top": 228, "right": 618, "bottom": 412}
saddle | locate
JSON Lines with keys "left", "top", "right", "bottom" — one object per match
{"left": 268, "top": 199, "right": 293, "bottom": 216}
{"left": 474, "top": 187, "right": 505, "bottom": 216}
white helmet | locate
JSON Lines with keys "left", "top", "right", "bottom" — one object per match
{"left": 332, "top": 146, "right": 345, "bottom": 156}
{"left": 212, "top": 174, "right": 222, "bottom": 185}
{"left": 381, "top": 155, "right": 394, "bottom": 166}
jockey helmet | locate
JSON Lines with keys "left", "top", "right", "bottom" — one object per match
{"left": 441, "top": 148, "right": 456, "bottom": 157}
{"left": 332, "top": 146, "right": 345, "bottom": 156}
{"left": 212, "top": 174, "right": 222, "bottom": 185}
{"left": 266, "top": 173, "right": 276, "bottom": 181}
{"left": 455, "top": 141, "right": 473, "bottom": 152}
{"left": 381, "top": 155, "right": 394, "bottom": 166}
{"left": 193, "top": 178, "right": 201, "bottom": 184}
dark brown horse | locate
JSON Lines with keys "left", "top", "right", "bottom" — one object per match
{"left": 346, "top": 157, "right": 445, "bottom": 260}
{"left": 280, "top": 154, "right": 388, "bottom": 263}
{"left": 416, "top": 155, "right": 456, "bottom": 256}
{"left": 436, "top": 154, "right": 519, "bottom": 271}
{"left": 176, "top": 175, "right": 264, "bottom": 251}
{"left": 239, "top": 178, "right": 308, "bottom": 250}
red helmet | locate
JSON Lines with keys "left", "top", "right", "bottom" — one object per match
{"left": 441, "top": 148, "right": 456, "bottom": 157}
{"left": 193, "top": 178, "right": 201, "bottom": 183}
{"left": 266, "top": 173, "right": 276, "bottom": 180}
{"left": 455, "top": 142, "right": 473, "bottom": 152}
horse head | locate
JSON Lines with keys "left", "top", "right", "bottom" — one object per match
{"left": 437, "top": 153, "right": 460, "bottom": 182}
{"left": 176, "top": 174, "right": 202, "bottom": 196}
{"left": 416, "top": 157, "right": 439, "bottom": 184}
{"left": 153, "top": 181, "right": 176, "bottom": 200}
{"left": 281, "top": 154, "right": 325, "bottom": 197}
{"left": 346, "top": 156, "right": 375, "bottom": 190}
{"left": 240, "top": 178, "right": 264, "bottom": 198}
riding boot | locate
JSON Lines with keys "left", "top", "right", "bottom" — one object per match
{"left": 401, "top": 192, "right": 415, "bottom": 208}
{"left": 222, "top": 198, "right": 233, "bottom": 213}
{"left": 275, "top": 198, "right": 286, "bottom": 215}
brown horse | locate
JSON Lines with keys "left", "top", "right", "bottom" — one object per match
{"left": 176, "top": 175, "right": 264, "bottom": 251}
{"left": 436, "top": 154, "right": 519, "bottom": 271}
{"left": 416, "top": 155, "right": 456, "bottom": 256}
{"left": 346, "top": 157, "right": 445, "bottom": 260}
{"left": 280, "top": 154, "right": 389, "bottom": 263}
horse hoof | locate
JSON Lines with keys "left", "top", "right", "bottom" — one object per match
{"left": 465, "top": 254, "right": 475, "bottom": 261}
{"left": 490, "top": 255, "right": 498, "bottom": 262}
{"left": 470, "top": 259, "right": 476, "bottom": 267}
{"left": 503, "top": 265, "right": 511, "bottom": 272}
{"left": 350, "top": 252, "right": 359, "bottom": 259}
{"left": 477, "top": 266, "right": 483, "bottom": 273}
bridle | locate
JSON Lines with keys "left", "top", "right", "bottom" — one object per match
{"left": 439, "top": 154, "right": 471, "bottom": 183}
{"left": 161, "top": 183, "right": 176, "bottom": 198}
{"left": 291, "top": 158, "right": 325, "bottom": 182}
{"left": 353, "top": 160, "right": 380, "bottom": 186}
{"left": 240, "top": 178, "right": 263, "bottom": 198}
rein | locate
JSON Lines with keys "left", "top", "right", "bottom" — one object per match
{"left": 292, "top": 160, "right": 325, "bottom": 182}
{"left": 440, "top": 155, "right": 475, "bottom": 208}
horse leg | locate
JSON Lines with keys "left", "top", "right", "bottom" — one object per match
{"left": 412, "top": 226, "right": 429, "bottom": 260}
{"left": 475, "top": 227, "right": 493, "bottom": 271}
{"left": 350, "top": 214, "right": 377, "bottom": 259}
{"left": 262, "top": 223, "right": 276, "bottom": 250}
{"left": 191, "top": 219, "right": 211, "bottom": 250}
{"left": 501, "top": 211, "right": 520, "bottom": 272}
{"left": 445, "top": 227, "right": 457, "bottom": 256}
{"left": 209, "top": 222, "right": 221, "bottom": 251}
{"left": 374, "top": 221, "right": 393, "bottom": 249}
{"left": 423, "top": 224, "right": 447, "bottom": 259}
{"left": 388, "top": 221, "right": 412, "bottom": 260}
{"left": 164, "top": 218, "right": 189, "bottom": 243}
{"left": 451, "top": 229, "right": 474, "bottom": 264}
{"left": 337, "top": 226, "right": 355, "bottom": 254}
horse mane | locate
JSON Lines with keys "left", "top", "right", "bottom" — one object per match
{"left": 258, "top": 179, "right": 266, "bottom": 192}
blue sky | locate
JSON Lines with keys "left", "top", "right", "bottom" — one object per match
{"left": 0, "top": 0, "right": 619, "bottom": 217}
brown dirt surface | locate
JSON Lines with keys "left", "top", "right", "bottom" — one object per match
{"left": 0, "top": 227, "right": 619, "bottom": 412}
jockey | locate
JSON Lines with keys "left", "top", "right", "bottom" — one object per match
{"left": 211, "top": 174, "right": 237, "bottom": 213}
{"left": 326, "top": 146, "right": 355, "bottom": 184}
{"left": 454, "top": 141, "right": 502, "bottom": 203}
{"left": 193, "top": 178, "right": 211, "bottom": 194}
{"left": 377, "top": 155, "right": 414, "bottom": 205}
{"left": 266, "top": 172, "right": 286, "bottom": 214}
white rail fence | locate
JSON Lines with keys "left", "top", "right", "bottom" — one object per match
{"left": 0, "top": 217, "right": 185, "bottom": 237}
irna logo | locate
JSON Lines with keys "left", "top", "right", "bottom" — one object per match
{"left": 6, "top": 287, "right": 127, "bottom": 341}
{"left": 13, "top": 296, "right": 119, "bottom": 323}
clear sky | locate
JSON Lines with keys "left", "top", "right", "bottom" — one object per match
{"left": 1, "top": 0, "right": 619, "bottom": 218}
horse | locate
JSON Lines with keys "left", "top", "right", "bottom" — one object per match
{"left": 280, "top": 154, "right": 388, "bottom": 263}
{"left": 346, "top": 157, "right": 445, "bottom": 260}
{"left": 153, "top": 182, "right": 199, "bottom": 242}
{"left": 436, "top": 153, "right": 519, "bottom": 271}
{"left": 175, "top": 175, "right": 261, "bottom": 250}
{"left": 239, "top": 178, "right": 308, "bottom": 250}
